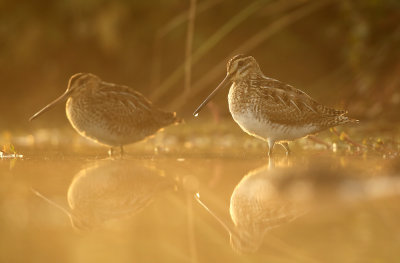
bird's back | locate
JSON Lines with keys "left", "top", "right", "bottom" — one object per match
{"left": 232, "top": 76, "right": 356, "bottom": 128}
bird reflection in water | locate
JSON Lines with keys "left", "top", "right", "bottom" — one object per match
{"left": 195, "top": 160, "right": 308, "bottom": 254}
{"left": 196, "top": 156, "right": 400, "bottom": 254}
{"left": 33, "top": 160, "right": 174, "bottom": 231}
{"left": 229, "top": 164, "right": 308, "bottom": 253}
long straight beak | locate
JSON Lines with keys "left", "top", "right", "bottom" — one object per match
{"left": 193, "top": 74, "right": 231, "bottom": 116}
{"left": 29, "top": 89, "right": 72, "bottom": 121}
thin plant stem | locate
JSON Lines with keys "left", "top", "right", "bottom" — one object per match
{"left": 307, "top": 135, "right": 331, "bottom": 149}
{"left": 184, "top": 0, "right": 197, "bottom": 95}
{"left": 331, "top": 127, "right": 366, "bottom": 149}
{"left": 150, "top": 0, "right": 224, "bottom": 90}
{"left": 151, "top": 0, "right": 266, "bottom": 101}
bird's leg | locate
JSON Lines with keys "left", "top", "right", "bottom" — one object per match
{"left": 267, "top": 155, "right": 275, "bottom": 170}
{"left": 108, "top": 147, "right": 114, "bottom": 157}
{"left": 267, "top": 138, "right": 275, "bottom": 157}
{"left": 280, "top": 142, "right": 291, "bottom": 156}
{"left": 120, "top": 145, "right": 124, "bottom": 156}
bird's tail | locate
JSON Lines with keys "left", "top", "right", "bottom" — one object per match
{"left": 346, "top": 117, "right": 359, "bottom": 124}
{"left": 332, "top": 115, "right": 359, "bottom": 126}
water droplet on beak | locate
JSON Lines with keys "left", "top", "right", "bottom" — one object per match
{"left": 194, "top": 113, "right": 199, "bottom": 117}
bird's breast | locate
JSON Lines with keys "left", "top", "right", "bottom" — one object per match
{"left": 228, "top": 84, "right": 270, "bottom": 140}
{"left": 65, "top": 96, "right": 122, "bottom": 146}
{"left": 66, "top": 96, "right": 98, "bottom": 134}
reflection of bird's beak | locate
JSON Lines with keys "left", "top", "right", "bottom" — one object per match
{"left": 31, "top": 188, "right": 90, "bottom": 232}
{"left": 31, "top": 188, "right": 74, "bottom": 220}
{"left": 193, "top": 73, "right": 231, "bottom": 116}
{"left": 29, "top": 89, "right": 72, "bottom": 121}
{"left": 194, "top": 193, "right": 235, "bottom": 237}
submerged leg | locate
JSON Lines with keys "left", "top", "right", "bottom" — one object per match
{"left": 267, "top": 155, "right": 275, "bottom": 170}
{"left": 280, "top": 142, "right": 291, "bottom": 156}
{"left": 120, "top": 145, "right": 124, "bottom": 156}
{"left": 108, "top": 147, "right": 114, "bottom": 157}
{"left": 267, "top": 138, "right": 275, "bottom": 157}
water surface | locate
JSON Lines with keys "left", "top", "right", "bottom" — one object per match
{"left": 1, "top": 124, "right": 400, "bottom": 263}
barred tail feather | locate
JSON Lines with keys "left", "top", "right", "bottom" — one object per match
{"left": 345, "top": 117, "right": 359, "bottom": 124}
{"left": 334, "top": 115, "right": 359, "bottom": 126}
{"left": 316, "top": 105, "right": 347, "bottom": 116}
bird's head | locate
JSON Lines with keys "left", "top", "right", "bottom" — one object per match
{"left": 226, "top": 54, "right": 261, "bottom": 81}
{"left": 29, "top": 73, "right": 101, "bottom": 121}
{"left": 193, "top": 54, "right": 261, "bottom": 116}
{"left": 66, "top": 73, "right": 101, "bottom": 93}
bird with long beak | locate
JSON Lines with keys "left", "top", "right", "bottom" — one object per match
{"left": 193, "top": 55, "right": 358, "bottom": 156}
{"left": 30, "top": 73, "right": 180, "bottom": 155}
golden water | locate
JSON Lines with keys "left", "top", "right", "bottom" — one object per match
{"left": 1, "top": 123, "right": 399, "bottom": 263}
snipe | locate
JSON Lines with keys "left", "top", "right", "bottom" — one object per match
{"left": 30, "top": 73, "right": 180, "bottom": 154}
{"left": 194, "top": 54, "right": 358, "bottom": 155}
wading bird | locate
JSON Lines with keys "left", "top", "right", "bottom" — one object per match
{"left": 30, "top": 73, "right": 180, "bottom": 155}
{"left": 193, "top": 55, "right": 357, "bottom": 156}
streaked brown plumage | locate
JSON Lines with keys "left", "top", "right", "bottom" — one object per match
{"left": 67, "top": 160, "right": 174, "bottom": 230}
{"left": 30, "top": 73, "right": 180, "bottom": 153}
{"left": 229, "top": 165, "right": 307, "bottom": 254}
{"left": 194, "top": 54, "right": 358, "bottom": 155}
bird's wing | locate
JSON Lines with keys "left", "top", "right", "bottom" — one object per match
{"left": 249, "top": 77, "right": 345, "bottom": 125}
{"left": 99, "top": 82, "right": 154, "bottom": 110}
{"left": 89, "top": 82, "right": 161, "bottom": 128}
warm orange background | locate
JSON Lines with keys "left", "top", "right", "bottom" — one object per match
{"left": 1, "top": 0, "right": 399, "bottom": 130}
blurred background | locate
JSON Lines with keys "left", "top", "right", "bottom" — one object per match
{"left": 1, "top": 0, "right": 400, "bottom": 131}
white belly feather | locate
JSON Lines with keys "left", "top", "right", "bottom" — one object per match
{"left": 230, "top": 110, "right": 317, "bottom": 142}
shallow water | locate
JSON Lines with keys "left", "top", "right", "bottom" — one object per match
{"left": 1, "top": 123, "right": 400, "bottom": 263}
